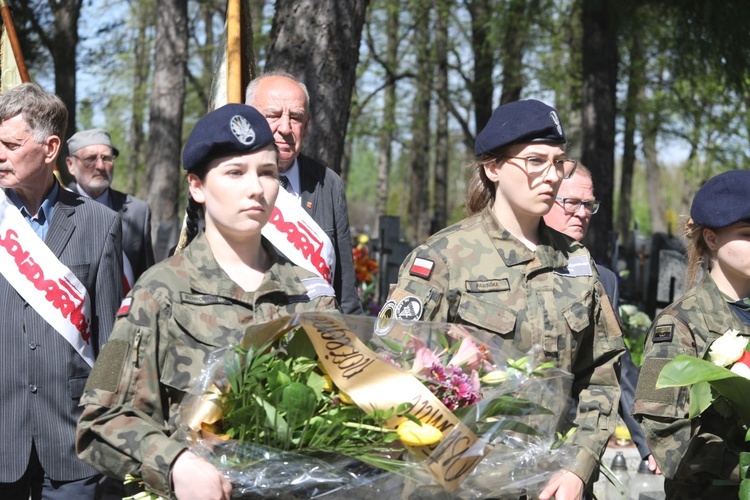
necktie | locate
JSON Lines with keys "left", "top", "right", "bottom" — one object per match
{"left": 279, "top": 175, "right": 289, "bottom": 189}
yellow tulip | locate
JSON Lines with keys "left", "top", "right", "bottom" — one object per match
{"left": 397, "top": 420, "right": 443, "bottom": 446}
{"left": 338, "top": 390, "right": 355, "bottom": 405}
{"left": 322, "top": 374, "right": 333, "bottom": 392}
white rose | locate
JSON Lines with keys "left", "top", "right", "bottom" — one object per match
{"left": 709, "top": 329, "right": 747, "bottom": 367}
{"left": 619, "top": 304, "right": 638, "bottom": 317}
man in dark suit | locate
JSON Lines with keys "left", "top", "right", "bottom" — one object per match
{"left": 246, "top": 72, "right": 363, "bottom": 315}
{"left": 0, "top": 83, "right": 124, "bottom": 499}
{"left": 544, "top": 163, "right": 662, "bottom": 475}
{"left": 66, "top": 128, "right": 155, "bottom": 286}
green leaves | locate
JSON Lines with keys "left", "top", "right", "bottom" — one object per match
{"left": 658, "top": 354, "right": 750, "bottom": 426}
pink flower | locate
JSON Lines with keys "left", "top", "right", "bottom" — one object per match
{"left": 449, "top": 337, "right": 484, "bottom": 372}
{"left": 409, "top": 337, "right": 443, "bottom": 376}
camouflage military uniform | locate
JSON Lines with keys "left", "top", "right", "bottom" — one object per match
{"left": 633, "top": 274, "right": 749, "bottom": 498}
{"left": 76, "top": 233, "right": 338, "bottom": 498}
{"left": 386, "top": 205, "right": 625, "bottom": 487}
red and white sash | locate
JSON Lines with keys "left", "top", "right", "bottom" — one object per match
{"left": 0, "top": 189, "right": 94, "bottom": 367}
{"left": 262, "top": 188, "right": 335, "bottom": 283}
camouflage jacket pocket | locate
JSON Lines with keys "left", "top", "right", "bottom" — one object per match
{"left": 561, "top": 291, "right": 592, "bottom": 333}
{"left": 456, "top": 293, "right": 516, "bottom": 337}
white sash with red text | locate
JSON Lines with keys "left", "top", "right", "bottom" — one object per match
{"left": 0, "top": 189, "right": 94, "bottom": 367}
{"left": 262, "top": 188, "right": 335, "bottom": 283}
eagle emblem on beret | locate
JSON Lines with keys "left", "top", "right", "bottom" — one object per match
{"left": 230, "top": 115, "right": 256, "bottom": 145}
{"left": 549, "top": 111, "right": 563, "bottom": 136}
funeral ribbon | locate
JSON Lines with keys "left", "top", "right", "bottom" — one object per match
{"left": 237, "top": 314, "right": 487, "bottom": 491}
{"left": 0, "top": 189, "right": 94, "bottom": 367}
{"left": 261, "top": 188, "right": 335, "bottom": 284}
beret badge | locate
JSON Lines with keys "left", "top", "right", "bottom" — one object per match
{"left": 230, "top": 115, "right": 256, "bottom": 146}
{"left": 550, "top": 111, "right": 562, "bottom": 136}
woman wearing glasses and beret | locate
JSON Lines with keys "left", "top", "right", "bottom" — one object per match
{"left": 385, "top": 99, "right": 625, "bottom": 500}
{"left": 634, "top": 170, "right": 750, "bottom": 499}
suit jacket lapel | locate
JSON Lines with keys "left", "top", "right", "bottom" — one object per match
{"left": 45, "top": 189, "right": 77, "bottom": 258}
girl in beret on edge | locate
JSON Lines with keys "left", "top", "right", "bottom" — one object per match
{"left": 634, "top": 170, "right": 750, "bottom": 499}
{"left": 76, "top": 104, "right": 338, "bottom": 500}
{"left": 386, "top": 99, "right": 625, "bottom": 500}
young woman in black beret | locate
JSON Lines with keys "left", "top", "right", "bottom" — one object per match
{"left": 634, "top": 169, "right": 750, "bottom": 499}
{"left": 76, "top": 104, "right": 338, "bottom": 500}
{"left": 386, "top": 99, "right": 626, "bottom": 500}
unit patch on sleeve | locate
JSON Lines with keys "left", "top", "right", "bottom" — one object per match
{"left": 375, "top": 300, "right": 397, "bottom": 336}
{"left": 409, "top": 257, "right": 435, "bottom": 280}
{"left": 395, "top": 295, "right": 423, "bottom": 322}
{"left": 652, "top": 324, "right": 674, "bottom": 343}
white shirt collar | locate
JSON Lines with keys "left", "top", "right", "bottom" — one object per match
{"left": 280, "top": 158, "right": 301, "bottom": 199}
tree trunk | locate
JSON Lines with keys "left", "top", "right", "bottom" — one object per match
{"left": 265, "top": 0, "right": 369, "bottom": 174}
{"left": 581, "top": 0, "right": 619, "bottom": 264}
{"left": 617, "top": 23, "right": 644, "bottom": 241}
{"left": 499, "top": 0, "right": 527, "bottom": 105}
{"left": 467, "top": 0, "right": 494, "bottom": 133}
{"left": 374, "top": 0, "right": 399, "bottom": 232}
{"left": 640, "top": 98, "right": 666, "bottom": 234}
{"left": 433, "top": 0, "right": 449, "bottom": 233}
{"left": 128, "top": 0, "right": 153, "bottom": 198}
{"left": 49, "top": 0, "right": 81, "bottom": 184}
{"left": 407, "top": 0, "right": 433, "bottom": 245}
{"left": 145, "top": 0, "right": 188, "bottom": 262}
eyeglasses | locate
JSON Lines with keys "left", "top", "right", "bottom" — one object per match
{"left": 556, "top": 197, "right": 601, "bottom": 215}
{"left": 503, "top": 156, "right": 578, "bottom": 179}
{"left": 71, "top": 154, "right": 116, "bottom": 168}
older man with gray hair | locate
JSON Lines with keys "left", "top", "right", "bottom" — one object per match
{"left": 0, "top": 82, "right": 123, "bottom": 499}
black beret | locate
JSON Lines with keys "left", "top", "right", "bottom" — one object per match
{"left": 691, "top": 170, "right": 750, "bottom": 228}
{"left": 474, "top": 99, "right": 566, "bottom": 156}
{"left": 182, "top": 103, "right": 274, "bottom": 172}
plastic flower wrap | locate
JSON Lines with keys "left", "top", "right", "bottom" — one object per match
{"left": 178, "top": 312, "right": 578, "bottom": 498}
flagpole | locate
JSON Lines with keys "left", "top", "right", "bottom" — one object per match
{"left": 226, "top": 0, "right": 241, "bottom": 103}
{"left": 0, "top": 0, "right": 30, "bottom": 83}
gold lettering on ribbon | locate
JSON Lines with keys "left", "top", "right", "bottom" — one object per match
{"left": 298, "top": 313, "right": 487, "bottom": 491}
{"left": 0, "top": 229, "right": 91, "bottom": 343}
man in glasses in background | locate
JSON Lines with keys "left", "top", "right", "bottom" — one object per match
{"left": 67, "top": 129, "right": 154, "bottom": 288}
{"left": 544, "top": 163, "right": 661, "bottom": 477}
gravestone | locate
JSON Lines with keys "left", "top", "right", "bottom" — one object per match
{"left": 371, "top": 216, "right": 413, "bottom": 306}
{"left": 645, "top": 233, "right": 686, "bottom": 318}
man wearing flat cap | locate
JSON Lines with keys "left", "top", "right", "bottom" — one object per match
{"left": 67, "top": 128, "right": 155, "bottom": 287}
{"left": 386, "top": 99, "right": 625, "bottom": 500}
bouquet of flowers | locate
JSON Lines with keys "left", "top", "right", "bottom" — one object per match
{"left": 179, "top": 313, "right": 578, "bottom": 498}
{"left": 657, "top": 328, "right": 750, "bottom": 496}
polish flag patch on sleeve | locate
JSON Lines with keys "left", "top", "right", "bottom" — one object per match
{"left": 409, "top": 257, "right": 435, "bottom": 279}
{"left": 116, "top": 297, "right": 133, "bottom": 317}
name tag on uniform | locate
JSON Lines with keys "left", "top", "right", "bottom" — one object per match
{"left": 553, "top": 255, "right": 593, "bottom": 277}
{"left": 465, "top": 279, "right": 510, "bottom": 293}
{"left": 180, "top": 293, "right": 232, "bottom": 306}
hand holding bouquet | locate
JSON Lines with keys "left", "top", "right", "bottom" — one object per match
{"left": 179, "top": 313, "right": 577, "bottom": 498}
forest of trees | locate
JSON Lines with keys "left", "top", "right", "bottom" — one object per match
{"left": 6, "top": 0, "right": 750, "bottom": 263}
